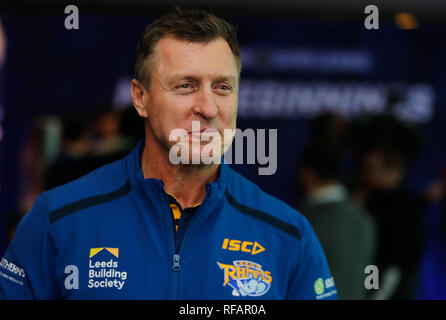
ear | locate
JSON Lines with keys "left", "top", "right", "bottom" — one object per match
{"left": 131, "top": 79, "right": 149, "bottom": 119}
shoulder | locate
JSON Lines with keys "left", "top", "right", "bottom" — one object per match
{"left": 224, "top": 166, "right": 312, "bottom": 242}
{"left": 41, "top": 157, "right": 130, "bottom": 223}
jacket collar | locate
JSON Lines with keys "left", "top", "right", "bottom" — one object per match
{"left": 125, "top": 138, "right": 230, "bottom": 207}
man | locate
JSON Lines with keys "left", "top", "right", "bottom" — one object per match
{"left": 349, "top": 114, "right": 424, "bottom": 299}
{"left": 0, "top": 8, "right": 336, "bottom": 299}
{"left": 299, "top": 145, "right": 376, "bottom": 299}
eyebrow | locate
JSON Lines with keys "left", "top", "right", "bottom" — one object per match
{"left": 213, "top": 75, "right": 237, "bottom": 85}
{"left": 168, "top": 74, "right": 237, "bottom": 85}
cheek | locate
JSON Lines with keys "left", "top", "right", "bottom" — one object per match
{"left": 218, "top": 96, "right": 238, "bottom": 126}
{"left": 150, "top": 94, "right": 186, "bottom": 126}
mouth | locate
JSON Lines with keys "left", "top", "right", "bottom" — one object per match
{"left": 188, "top": 129, "right": 221, "bottom": 144}
{"left": 189, "top": 128, "right": 220, "bottom": 135}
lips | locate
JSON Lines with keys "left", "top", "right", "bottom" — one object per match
{"left": 189, "top": 128, "right": 218, "bottom": 133}
{"left": 188, "top": 129, "right": 220, "bottom": 144}
{"left": 189, "top": 128, "right": 219, "bottom": 136}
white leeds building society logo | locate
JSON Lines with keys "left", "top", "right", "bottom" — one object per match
{"left": 64, "top": 247, "right": 127, "bottom": 290}
{"left": 88, "top": 247, "right": 126, "bottom": 290}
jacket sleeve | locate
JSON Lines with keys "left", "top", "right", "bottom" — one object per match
{"left": 286, "top": 219, "right": 338, "bottom": 300}
{"left": 0, "top": 194, "right": 59, "bottom": 299}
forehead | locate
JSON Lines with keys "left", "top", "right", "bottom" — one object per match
{"left": 151, "top": 36, "right": 238, "bottom": 79}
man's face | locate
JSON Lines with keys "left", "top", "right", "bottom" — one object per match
{"left": 133, "top": 36, "right": 239, "bottom": 164}
{"left": 361, "top": 150, "right": 404, "bottom": 190}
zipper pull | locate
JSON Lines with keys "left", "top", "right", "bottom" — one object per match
{"left": 173, "top": 254, "right": 181, "bottom": 272}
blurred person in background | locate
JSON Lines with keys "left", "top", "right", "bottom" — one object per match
{"left": 307, "top": 113, "right": 348, "bottom": 151}
{"left": 89, "top": 107, "right": 134, "bottom": 167}
{"left": 44, "top": 112, "right": 92, "bottom": 190}
{"left": 299, "top": 145, "right": 376, "bottom": 300}
{"left": 348, "top": 114, "right": 425, "bottom": 299}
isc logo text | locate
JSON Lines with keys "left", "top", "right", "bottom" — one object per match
{"left": 221, "top": 239, "right": 266, "bottom": 255}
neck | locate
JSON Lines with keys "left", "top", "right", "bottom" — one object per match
{"left": 306, "top": 181, "right": 347, "bottom": 205}
{"left": 306, "top": 179, "right": 338, "bottom": 195}
{"left": 141, "top": 131, "right": 219, "bottom": 209}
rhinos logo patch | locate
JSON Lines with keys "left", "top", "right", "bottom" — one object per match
{"left": 217, "top": 260, "right": 272, "bottom": 297}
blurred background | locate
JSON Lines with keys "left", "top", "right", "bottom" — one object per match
{"left": 1, "top": 0, "right": 446, "bottom": 299}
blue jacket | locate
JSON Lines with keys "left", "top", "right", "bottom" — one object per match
{"left": 0, "top": 140, "right": 337, "bottom": 300}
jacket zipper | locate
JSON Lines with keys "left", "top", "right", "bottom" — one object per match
{"left": 172, "top": 253, "right": 181, "bottom": 299}
{"left": 169, "top": 185, "right": 211, "bottom": 299}
{"left": 173, "top": 254, "right": 181, "bottom": 271}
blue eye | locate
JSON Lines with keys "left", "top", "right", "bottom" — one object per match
{"left": 215, "top": 84, "right": 232, "bottom": 94}
{"left": 175, "top": 83, "right": 194, "bottom": 93}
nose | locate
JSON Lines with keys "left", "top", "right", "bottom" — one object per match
{"left": 192, "top": 86, "right": 219, "bottom": 120}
